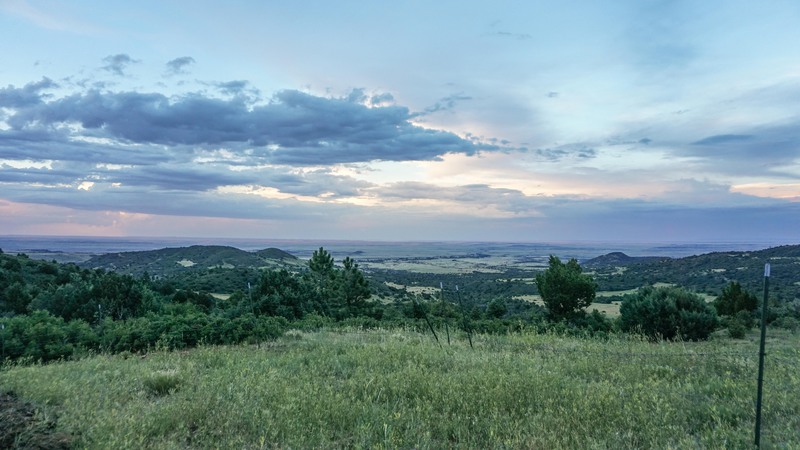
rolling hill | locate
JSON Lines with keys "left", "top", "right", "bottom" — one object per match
{"left": 79, "top": 245, "right": 301, "bottom": 277}
{"left": 582, "top": 251, "right": 670, "bottom": 267}
{"left": 589, "top": 244, "right": 800, "bottom": 301}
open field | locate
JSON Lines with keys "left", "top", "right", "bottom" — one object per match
{"left": 363, "top": 258, "right": 509, "bottom": 274}
{"left": 596, "top": 288, "right": 639, "bottom": 297}
{"left": 2, "top": 328, "right": 798, "bottom": 449}
{"left": 512, "top": 294, "right": 622, "bottom": 316}
{"left": 588, "top": 302, "right": 622, "bottom": 317}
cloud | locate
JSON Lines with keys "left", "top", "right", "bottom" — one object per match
{"left": 0, "top": 75, "right": 516, "bottom": 228}
{"left": 534, "top": 198, "right": 800, "bottom": 243}
{"left": 369, "top": 92, "right": 395, "bottom": 106}
{"left": 102, "top": 54, "right": 140, "bottom": 76}
{"left": 0, "top": 129, "right": 173, "bottom": 166}
{"left": 261, "top": 170, "right": 374, "bottom": 198}
{"left": 0, "top": 77, "right": 58, "bottom": 107}
{"left": 486, "top": 31, "right": 532, "bottom": 41}
{"left": 417, "top": 93, "right": 473, "bottom": 116}
{"left": 165, "top": 56, "right": 196, "bottom": 75}
{"left": 484, "top": 20, "right": 532, "bottom": 41}
{"left": 209, "top": 80, "right": 262, "bottom": 102}
{"left": 114, "top": 165, "right": 250, "bottom": 191}
{"left": 1, "top": 84, "right": 502, "bottom": 166}
{"left": 679, "top": 124, "right": 800, "bottom": 178}
{"left": 377, "top": 182, "right": 542, "bottom": 216}
{"left": 215, "top": 80, "right": 250, "bottom": 95}
{"left": 0, "top": 178, "right": 364, "bottom": 223}
{"left": 534, "top": 143, "right": 597, "bottom": 161}
{"left": 692, "top": 134, "right": 754, "bottom": 145}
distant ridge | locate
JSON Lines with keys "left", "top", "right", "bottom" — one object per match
{"left": 80, "top": 245, "right": 300, "bottom": 276}
{"left": 587, "top": 244, "right": 800, "bottom": 300}
{"left": 255, "top": 247, "right": 298, "bottom": 261}
{"left": 583, "top": 252, "right": 670, "bottom": 267}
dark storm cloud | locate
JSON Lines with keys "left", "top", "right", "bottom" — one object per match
{"left": 101, "top": 54, "right": 140, "bottom": 76}
{"left": 1, "top": 86, "right": 497, "bottom": 165}
{"left": 165, "top": 56, "right": 196, "bottom": 75}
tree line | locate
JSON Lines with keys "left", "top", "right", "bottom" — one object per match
{"left": 1, "top": 247, "right": 797, "bottom": 364}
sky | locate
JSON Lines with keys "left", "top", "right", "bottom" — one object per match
{"left": 0, "top": 0, "right": 799, "bottom": 243}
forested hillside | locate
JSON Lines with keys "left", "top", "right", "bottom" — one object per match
{"left": 589, "top": 245, "right": 800, "bottom": 301}
{"left": 80, "top": 245, "right": 301, "bottom": 276}
{"left": 1, "top": 244, "right": 799, "bottom": 365}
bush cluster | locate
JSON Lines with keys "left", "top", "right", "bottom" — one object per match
{"left": 619, "top": 286, "right": 718, "bottom": 341}
{"left": 0, "top": 310, "right": 290, "bottom": 363}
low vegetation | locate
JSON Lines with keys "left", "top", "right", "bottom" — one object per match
{"left": 2, "top": 244, "right": 800, "bottom": 364}
{"left": 1, "top": 243, "right": 799, "bottom": 447}
{"left": 620, "top": 286, "right": 719, "bottom": 341}
{"left": 1, "top": 328, "right": 798, "bottom": 448}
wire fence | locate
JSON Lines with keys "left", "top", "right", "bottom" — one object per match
{"left": 315, "top": 326, "right": 798, "bottom": 446}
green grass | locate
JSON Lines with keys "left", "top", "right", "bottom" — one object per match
{"left": 1, "top": 329, "right": 799, "bottom": 449}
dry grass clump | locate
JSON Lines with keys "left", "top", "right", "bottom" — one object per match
{"left": 142, "top": 370, "right": 182, "bottom": 396}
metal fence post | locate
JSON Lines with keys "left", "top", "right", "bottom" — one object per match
{"left": 754, "top": 263, "right": 770, "bottom": 448}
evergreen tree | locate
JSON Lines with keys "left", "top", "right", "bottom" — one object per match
{"left": 535, "top": 255, "right": 596, "bottom": 321}
{"left": 337, "top": 257, "right": 371, "bottom": 309}
{"left": 309, "top": 247, "right": 334, "bottom": 275}
{"left": 714, "top": 281, "right": 758, "bottom": 316}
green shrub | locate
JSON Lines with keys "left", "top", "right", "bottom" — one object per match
{"left": 773, "top": 316, "right": 799, "bottom": 332}
{"left": 1, "top": 311, "right": 98, "bottom": 363}
{"left": 714, "top": 281, "right": 758, "bottom": 316}
{"left": 727, "top": 320, "right": 747, "bottom": 339}
{"left": 486, "top": 298, "right": 508, "bottom": 319}
{"left": 734, "top": 310, "right": 754, "bottom": 329}
{"left": 620, "top": 286, "right": 718, "bottom": 341}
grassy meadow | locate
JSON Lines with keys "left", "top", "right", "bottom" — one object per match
{"left": 2, "top": 328, "right": 799, "bottom": 449}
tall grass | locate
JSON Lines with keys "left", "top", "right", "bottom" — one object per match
{"left": 1, "top": 328, "right": 798, "bottom": 449}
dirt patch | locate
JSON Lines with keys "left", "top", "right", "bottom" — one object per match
{"left": 0, "top": 390, "right": 72, "bottom": 449}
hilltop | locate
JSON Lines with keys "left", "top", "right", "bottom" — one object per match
{"left": 79, "top": 245, "right": 300, "bottom": 277}
{"left": 590, "top": 244, "right": 800, "bottom": 300}
{"left": 582, "top": 251, "right": 670, "bottom": 267}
